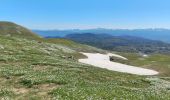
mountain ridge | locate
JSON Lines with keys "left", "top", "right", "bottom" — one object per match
{"left": 34, "top": 28, "right": 170, "bottom": 43}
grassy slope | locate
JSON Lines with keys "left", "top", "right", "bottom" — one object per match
{"left": 0, "top": 22, "right": 170, "bottom": 99}
{"left": 0, "top": 35, "right": 169, "bottom": 100}
{"left": 0, "top": 21, "right": 41, "bottom": 40}
{"left": 115, "top": 52, "right": 170, "bottom": 77}
{"left": 46, "top": 38, "right": 106, "bottom": 53}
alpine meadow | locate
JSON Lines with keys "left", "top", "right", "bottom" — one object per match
{"left": 1, "top": 0, "right": 170, "bottom": 99}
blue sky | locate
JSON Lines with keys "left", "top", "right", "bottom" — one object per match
{"left": 0, "top": 0, "right": 170, "bottom": 29}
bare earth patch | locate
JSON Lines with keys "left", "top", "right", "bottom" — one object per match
{"left": 33, "top": 83, "right": 60, "bottom": 96}
{"left": 13, "top": 87, "right": 29, "bottom": 94}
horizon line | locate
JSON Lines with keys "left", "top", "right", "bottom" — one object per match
{"left": 31, "top": 28, "right": 170, "bottom": 31}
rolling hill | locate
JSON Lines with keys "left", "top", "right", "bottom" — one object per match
{"left": 0, "top": 21, "right": 41, "bottom": 40}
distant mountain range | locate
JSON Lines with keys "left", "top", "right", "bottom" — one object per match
{"left": 65, "top": 33, "right": 170, "bottom": 54}
{"left": 33, "top": 28, "right": 170, "bottom": 43}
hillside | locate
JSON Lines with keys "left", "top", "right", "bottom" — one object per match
{"left": 65, "top": 33, "right": 170, "bottom": 54}
{"left": 45, "top": 38, "right": 105, "bottom": 53}
{"left": 0, "top": 21, "right": 41, "bottom": 40}
{"left": 0, "top": 22, "right": 170, "bottom": 99}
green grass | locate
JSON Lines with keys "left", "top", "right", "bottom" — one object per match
{"left": 0, "top": 21, "right": 41, "bottom": 40}
{"left": 46, "top": 38, "right": 106, "bottom": 53}
{"left": 0, "top": 35, "right": 170, "bottom": 99}
{"left": 116, "top": 52, "right": 170, "bottom": 76}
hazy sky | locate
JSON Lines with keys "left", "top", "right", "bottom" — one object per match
{"left": 0, "top": 0, "right": 170, "bottom": 29}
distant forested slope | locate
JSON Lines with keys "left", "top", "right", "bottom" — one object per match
{"left": 65, "top": 33, "right": 170, "bottom": 54}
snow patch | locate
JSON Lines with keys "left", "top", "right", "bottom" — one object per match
{"left": 79, "top": 52, "right": 158, "bottom": 75}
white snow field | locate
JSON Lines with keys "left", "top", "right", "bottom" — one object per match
{"left": 79, "top": 53, "right": 159, "bottom": 75}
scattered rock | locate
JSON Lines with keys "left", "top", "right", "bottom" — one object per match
{"left": 68, "top": 56, "right": 74, "bottom": 60}
{"left": 61, "top": 55, "right": 75, "bottom": 60}
{"left": 38, "top": 41, "right": 42, "bottom": 44}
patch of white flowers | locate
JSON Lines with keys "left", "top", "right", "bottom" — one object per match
{"left": 145, "top": 77, "right": 170, "bottom": 92}
{"left": 52, "top": 44, "right": 75, "bottom": 53}
{"left": 38, "top": 42, "right": 75, "bottom": 54}
{"left": 0, "top": 44, "right": 4, "bottom": 49}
